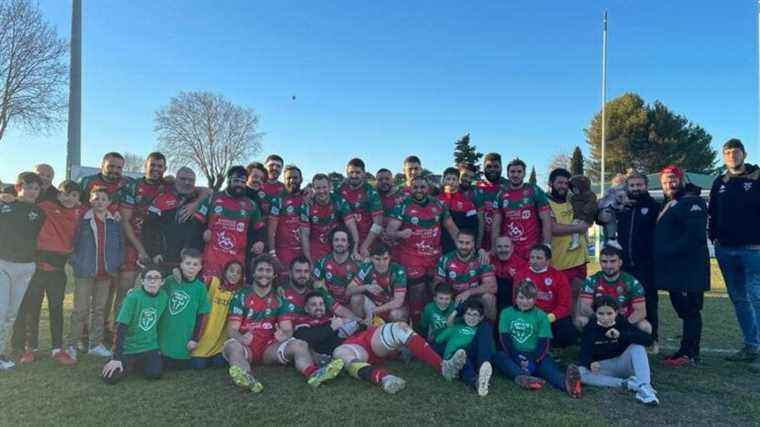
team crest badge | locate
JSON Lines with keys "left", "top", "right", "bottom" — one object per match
{"left": 258, "top": 191, "right": 266, "bottom": 198}
{"left": 545, "top": 277, "right": 553, "bottom": 286}
{"left": 286, "top": 205, "right": 294, "bottom": 214}
{"left": 326, "top": 271, "right": 333, "bottom": 280}
{"left": 522, "top": 210, "right": 531, "bottom": 219}
{"left": 138, "top": 307, "right": 159, "bottom": 331}
{"left": 641, "top": 207, "right": 649, "bottom": 215}
{"left": 169, "top": 290, "right": 191, "bottom": 315}
{"left": 236, "top": 222, "right": 245, "bottom": 232}
{"left": 411, "top": 217, "right": 419, "bottom": 225}
{"left": 510, "top": 318, "right": 534, "bottom": 344}
{"left": 312, "top": 215, "right": 319, "bottom": 223}
{"left": 745, "top": 183, "right": 753, "bottom": 192}
{"left": 448, "top": 271, "right": 457, "bottom": 279}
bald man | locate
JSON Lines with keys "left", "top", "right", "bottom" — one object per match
{"left": 34, "top": 164, "right": 59, "bottom": 203}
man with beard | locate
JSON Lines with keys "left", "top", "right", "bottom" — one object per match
{"left": 313, "top": 227, "right": 360, "bottom": 309}
{"left": 79, "top": 152, "right": 132, "bottom": 213}
{"left": 492, "top": 159, "right": 552, "bottom": 260}
{"left": 245, "top": 162, "right": 273, "bottom": 220}
{"left": 439, "top": 167, "right": 478, "bottom": 254}
{"left": 300, "top": 174, "right": 360, "bottom": 262}
{"left": 116, "top": 153, "right": 171, "bottom": 320}
{"left": 457, "top": 163, "right": 477, "bottom": 200}
{"left": 386, "top": 176, "right": 459, "bottom": 324}
{"left": 513, "top": 244, "right": 576, "bottom": 348}
{"left": 268, "top": 165, "right": 306, "bottom": 277}
{"left": 196, "top": 166, "right": 265, "bottom": 282}
{"left": 474, "top": 153, "right": 508, "bottom": 252}
{"left": 614, "top": 171, "right": 661, "bottom": 351}
{"left": 290, "top": 291, "right": 358, "bottom": 364}
{"left": 575, "top": 246, "right": 651, "bottom": 334}
{"left": 433, "top": 230, "right": 497, "bottom": 320}
{"left": 348, "top": 242, "right": 408, "bottom": 323}
{"left": 336, "top": 158, "right": 383, "bottom": 258}
{"left": 489, "top": 236, "right": 528, "bottom": 313}
{"left": 546, "top": 168, "right": 590, "bottom": 312}
{"left": 375, "top": 168, "right": 400, "bottom": 254}
{"left": 263, "top": 154, "right": 286, "bottom": 198}
{"left": 398, "top": 155, "right": 424, "bottom": 198}
{"left": 709, "top": 139, "right": 760, "bottom": 367}
{"left": 223, "top": 255, "right": 345, "bottom": 392}
{"left": 655, "top": 165, "right": 710, "bottom": 367}
{"left": 143, "top": 167, "right": 205, "bottom": 268}
{"left": 279, "top": 256, "right": 358, "bottom": 330}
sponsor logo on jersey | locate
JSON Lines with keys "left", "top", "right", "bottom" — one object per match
{"left": 286, "top": 205, "right": 295, "bottom": 214}
{"left": 448, "top": 271, "right": 457, "bottom": 279}
{"left": 236, "top": 222, "right": 245, "bottom": 233}
{"left": 138, "top": 307, "right": 159, "bottom": 331}
{"left": 690, "top": 204, "right": 702, "bottom": 212}
{"left": 744, "top": 182, "right": 753, "bottom": 192}
{"left": 214, "top": 205, "right": 223, "bottom": 214}
{"left": 169, "top": 290, "right": 191, "bottom": 315}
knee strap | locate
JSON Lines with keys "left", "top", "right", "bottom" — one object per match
{"left": 379, "top": 322, "right": 413, "bottom": 351}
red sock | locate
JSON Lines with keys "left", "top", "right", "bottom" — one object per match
{"left": 369, "top": 368, "right": 390, "bottom": 385}
{"left": 302, "top": 363, "right": 318, "bottom": 378}
{"left": 406, "top": 334, "right": 442, "bottom": 371}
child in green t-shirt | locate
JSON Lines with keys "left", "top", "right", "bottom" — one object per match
{"left": 435, "top": 298, "right": 494, "bottom": 397}
{"left": 158, "top": 248, "right": 210, "bottom": 369}
{"left": 493, "top": 280, "right": 582, "bottom": 398}
{"left": 102, "top": 266, "right": 169, "bottom": 384}
{"left": 420, "top": 283, "right": 456, "bottom": 346}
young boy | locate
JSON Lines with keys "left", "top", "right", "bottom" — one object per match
{"left": 158, "top": 248, "right": 210, "bottom": 370}
{"left": 568, "top": 175, "right": 597, "bottom": 251}
{"left": 492, "top": 280, "right": 582, "bottom": 398}
{"left": 68, "top": 186, "right": 123, "bottom": 360}
{"left": 102, "top": 266, "right": 169, "bottom": 384}
{"left": 435, "top": 298, "right": 494, "bottom": 396}
{"left": 419, "top": 283, "right": 456, "bottom": 344}
{"left": 578, "top": 295, "right": 658, "bottom": 406}
{"left": 0, "top": 172, "right": 45, "bottom": 370}
{"left": 12, "top": 180, "right": 83, "bottom": 365}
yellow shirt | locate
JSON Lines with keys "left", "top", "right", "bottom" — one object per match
{"left": 192, "top": 277, "right": 235, "bottom": 358}
{"left": 548, "top": 199, "right": 588, "bottom": 271}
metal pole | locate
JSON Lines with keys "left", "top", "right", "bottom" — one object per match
{"left": 66, "top": 0, "right": 82, "bottom": 180}
{"left": 757, "top": 1, "right": 759, "bottom": 159}
{"left": 596, "top": 10, "right": 608, "bottom": 257}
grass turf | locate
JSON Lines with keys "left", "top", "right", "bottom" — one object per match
{"left": 1, "top": 264, "right": 758, "bottom": 426}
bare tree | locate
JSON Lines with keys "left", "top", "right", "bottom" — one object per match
{"left": 123, "top": 152, "right": 145, "bottom": 174}
{"left": 154, "top": 91, "right": 262, "bottom": 191}
{"left": 0, "top": 0, "right": 68, "bottom": 142}
{"left": 547, "top": 151, "right": 570, "bottom": 173}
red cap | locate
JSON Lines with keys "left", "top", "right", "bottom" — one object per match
{"left": 660, "top": 165, "right": 684, "bottom": 179}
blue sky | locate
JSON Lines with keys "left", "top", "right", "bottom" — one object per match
{"left": 1, "top": 0, "right": 758, "bottom": 185}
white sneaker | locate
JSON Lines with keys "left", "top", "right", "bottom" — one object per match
{"left": 568, "top": 234, "right": 580, "bottom": 251}
{"left": 622, "top": 376, "right": 642, "bottom": 392}
{"left": 381, "top": 375, "right": 407, "bottom": 394}
{"left": 606, "top": 239, "right": 623, "bottom": 250}
{"left": 635, "top": 383, "right": 659, "bottom": 406}
{"left": 88, "top": 345, "right": 113, "bottom": 358}
{"left": 66, "top": 346, "right": 78, "bottom": 361}
{"left": 0, "top": 355, "right": 15, "bottom": 370}
{"left": 477, "top": 361, "right": 493, "bottom": 397}
{"left": 441, "top": 349, "right": 467, "bottom": 381}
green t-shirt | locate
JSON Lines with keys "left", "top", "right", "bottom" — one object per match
{"left": 435, "top": 323, "right": 477, "bottom": 359}
{"left": 158, "top": 276, "right": 211, "bottom": 359}
{"left": 498, "top": 307, "right": 552, "bottom": 353}
{"left": 115, "top": 287, "right": 169, "bottom": 355}
{"left": 419, "top": 302, "right": 455, "bottom": 341}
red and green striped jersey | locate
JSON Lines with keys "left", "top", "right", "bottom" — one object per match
{"left": 278, "top": 283, "right": 338, "bottom": 326}
{"left": 78, "top": 173, "right": 133, "bottom": 214}
{"left": 122, "top": 177, "right": 170, "bottom": 236}
{"left": 389, "top": 196, "right": 450, "bottom": 267}
{"left": 580, "top": 271, "right": 645, "bottom": 318}
{"left": 355, "top": 261, "right": 407, "bottom": 305}
{"left": 435, "top": 251, "right": 495, "bottom": 295}
{"left": 299, "top": 194, "right": 352, "bottom": 261}
{"left": 312, "top": 253, "right": 358, "bottom": 306}
{"left": 472, "top": 177, "right": 508, "bottom": 250}
{"left": 270, "top": 190, "right": 306, "bottom": 251}
{"left": 494, "top": 183, "right": 550, "bottom": 258}
{"left": 228, "top": 287, "right": 284, "bottom": 342}
{"left": 336, "top": 182, "right": 382, "bottom": 241}
{"left": 196, "top": 192, "right": 263, "bottom": 270}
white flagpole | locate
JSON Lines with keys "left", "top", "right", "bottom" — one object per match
{"left": 596, "top": 10, "right": 608, "bottom": 257}
{"left": 757, "top": 1, "right": 759, "bottom": 159}
{"left": 66, "top": 0, "right": 82, "bottom": 180}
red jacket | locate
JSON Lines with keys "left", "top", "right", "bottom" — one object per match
{"left": 36, "top": 201, "right": 85, "bottom": 270}
{"left": 513, "top": 266, "right": 571, "bottom": 320}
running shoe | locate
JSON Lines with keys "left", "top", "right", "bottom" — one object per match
{"left": 441, "top": 349, "right": 467, "bottom": 381}
{"left": 229, "top": 365, "right": 263, "bottom": 393}
{"left": 381, "top": 375, "right": 407, "bottom": 394}
{"left": 307, "top": 358, "right": 344, "bottom": 388}
{"left": 515, "top": 375, "right": 545, "bottom": 390}
{"left": 477, "top": 362, "right": 493, "bottom": 397}
{"left": 635, "top": 383, "right": 660, "bottom": 406}
{"left": 565, "top": 364, "right": 582, "bottom": 399}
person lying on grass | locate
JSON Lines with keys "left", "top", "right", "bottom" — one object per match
{"left": 102, "top": 266, "right": 168, "bottom": 384}
{"left": 578, "top": 294, "right": 659, "bottom": 406}
{"left": 492, "top": 279, "right": 582, "bottom": 398}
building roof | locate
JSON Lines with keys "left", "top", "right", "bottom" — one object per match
{"left": 645, "top": 172, "right": 717, "bottom": 191}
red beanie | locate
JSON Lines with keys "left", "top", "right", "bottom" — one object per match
{"left": 660, "top": 165, "right": 684, "bottom": 179}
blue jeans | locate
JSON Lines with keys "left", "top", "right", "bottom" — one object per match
{"left": 716, "top": 245, "right": 760, "bottom": 349}
{"left": 190, "top": 353, "right": 227, "bottom": 370}
{"left": 492, "top": 351, "right": 566, "bottom": 391}
{"left": 459, "top": 323, "right": 494, "bottom": 388}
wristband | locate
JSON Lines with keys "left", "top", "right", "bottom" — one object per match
{"left": 370, "top": 223, "right": 384, "bottom": 235}
{"left": 547, "top": 313, "right": 557, "bottom": 323}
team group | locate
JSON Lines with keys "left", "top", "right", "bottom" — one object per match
{"left": 2, "top": 138, "right": 759, "bottom": 407}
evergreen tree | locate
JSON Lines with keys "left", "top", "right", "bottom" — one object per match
{"left": 453, "top": 133, "right": 483, "bottom": 173}
{"left": 528, "top": 167, "right": 537, "bottom": 186}
{"left": 570, "top": 146, "right": 584, "bottom": 176}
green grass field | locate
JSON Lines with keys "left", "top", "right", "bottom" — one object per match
{"left": 1, "top": 262, "right": 758, "bottom": 426}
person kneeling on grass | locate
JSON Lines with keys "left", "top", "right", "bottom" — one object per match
{"left": 578, "top": 295, "right": 659, "bottom": 406}
{"left": 492, "top": 280, "right": 582, "bottom": 398}
{"left": 190, "top": 260, "right": 245, "bottom": 369}
{"left": 222, "top": 255, "right": 344, "bottom": 393}
{"left": 102, "top": 266, "right": 168, "bottom": 384}
{"left": 157, "top": 248, "right": 210, "bottom": 370}
{"left": 331, "top": 320, "right": 467, "bottom": 394}
{"left": 435, "top": 297, "right": 494, "bottom": 396}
